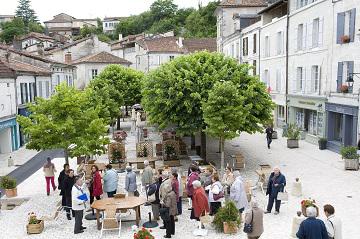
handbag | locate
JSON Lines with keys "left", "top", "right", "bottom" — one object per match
{"left": 159, "top": 207, "right": 170, "bottom": 221}
{"left": 213, "top": 191, "right": 224, "bottom": 201}
{"left": 243, "top": 210, "right": 253, "bottom": 233}
{"left": 134, "top": 190, "right": 140, "bottom": 197}
{"left": 277, "top": 190, "right": 288, "bottom": 201}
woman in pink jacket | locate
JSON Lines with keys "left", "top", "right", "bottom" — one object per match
{"left": 186, "top": 165, "right": 200, "bottom": 220}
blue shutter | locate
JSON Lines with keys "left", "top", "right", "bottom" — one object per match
{"left": 337, "top": 12, "right": 345, "bottom": 44}
{"left": 348, "top": 61, "right": 354, "bottom": 92}
{"left": 349, "top": 8, "right": 356, "bottom": 42}
{"left": 337, "top": 62, "right": 343, "bottom": 92}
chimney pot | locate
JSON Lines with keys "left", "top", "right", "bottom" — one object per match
{"left": 65, "top": 52, "right": 72, "bottom": 64}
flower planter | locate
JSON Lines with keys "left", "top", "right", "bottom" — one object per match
{"left": 223, "top": 221, "right": 238, "bottom": 234}
{"left": 318, "top": 141, "right": 327, "bottom": 150}
{"left": 287, "top": 139, "right": 299, "bottom": 149}
{"left": 26, "top": 220, "right": 44, "bottom": 234}
{"left": 5, "top": 188, "right": 17, "bottom": 198}
{"left": 341, "top": 35, "right": 350, "bottom": 43}
{"left": 301, "top": 204, "right": 319, "bottom": 217}
{"left": 344, "top": 158, "right": 359, "bottom": 171}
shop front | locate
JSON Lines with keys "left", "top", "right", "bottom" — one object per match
{"left": 0, "top": 118, "right": 19, "bottom": 153}
{"left": 271, "top": 94, "right": 286, "bottom": 129}
{"left": 288, "top": 95, "right": 327, "bottom": 144}
{"left": 325, "top": 103, "right": 358, "bottom": 153}
{"left": 18, "top": 107, "right": 31, "bottom": 147}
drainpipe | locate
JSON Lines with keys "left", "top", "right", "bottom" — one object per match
{"left": 285, "top": 0, "right": 290, "bottom": 124}
{"left": 258, "top": 27, "right": 261, "bottom": 77}
{"left": 147, "top": 53, "right": 150, "bottom": 73}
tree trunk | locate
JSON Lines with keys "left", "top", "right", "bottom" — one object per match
{"left": 191, "top": 134, "right": 196, "bottom": 150}
{"left": 117, "top": 116, "right": 121, "bottom": 130}
{"left": 220, "top": 136, "right": 225, "bottom": 177}
{"left": 217, "top": 139, "right": 221, "bottom": 153}
{"left": 125, "top": 105, "right": 129, "bottom": 116}
{"left": 64, "top": 149, "right": 69, "bottom": 164}
{"left": 200, "top": 130, "right": 206, "bottom": 161}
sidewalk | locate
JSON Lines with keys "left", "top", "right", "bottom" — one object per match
{"left": 0, "top": 147, "right": 39, "bottom": 176}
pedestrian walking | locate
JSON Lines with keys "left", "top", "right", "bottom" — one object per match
{"left": 230, "top": 171, "right": 248, "bottom": 215}
{"left": 323, "top": 204, "right": 342, "bottom": 239}
{"left": 186, "top": 165, "right": 200, "bottom": 219}
{"left": 265, "top": 125, "right": 274, "bottom": 149}
{"left": 244, "top": 201, "right": 264, "bottom": 239}
{"left": 162, "top": 184, "right": 177, "bottom": 238}
{"left": 141, "top": 160, "right": 154, "bottom": 190}
{"left": 208, "top": 174, "right": 224, "bottom": 216}
{"left": 296, "top": 206, "right": 329, "bottom": 239}
{"left": 72, "top": 176, "right": 87, "bottom": 234}
{"left": 151, "top": 177, "right": 162, "bottom": 221}
{"left": 192, "top": 180, "right": 210, "bottom": 227}
{"left": 222, "top": 166, "right": 235, "bottom": 196}
{"left": 43, "top": 157, "right": 57, "bottom": 196}
{"left": 89, "top": 165, "right": 102, "bottom": 212}
{"left": 58, "top": 163, "right": 69, "bottom": 206}
{"left": 125, "top": 166, "right": 138, "bottom": 196}
{"left": 265, "top": 166, "right": 286, "bottom": 214}
{"left": 63, "top": 169, "right": 75, "bottom": 220}
{"left": 103, "top": 164, "right": 118, "bottom": 197}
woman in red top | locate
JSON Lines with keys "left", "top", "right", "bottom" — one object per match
{"left": 192, "top": 180, "right": 210, "bottom": 225}
{"left": 171, "top": 172, "right": 179, "bottom": 202}
{"left": 89, "top": 165, "right": 103, "bottom": 209}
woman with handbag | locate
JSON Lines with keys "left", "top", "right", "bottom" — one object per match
{"left": 192, "top": 180, "right": 210, "bottom": 226}
{"left": 265, "top": 166, "right": 286, "bottom": 215}
{"left": 230, "top": 171, "right": 248, "bottom": 215}
{"left": 208, "top": 174, "right": 224, "bottom": 216}
{"left": 244, "top": 201, "right": 264, "bottom": 239}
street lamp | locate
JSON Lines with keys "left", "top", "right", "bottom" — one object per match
{"left": 347, "top": 73, "right": 360, "bottom": 88}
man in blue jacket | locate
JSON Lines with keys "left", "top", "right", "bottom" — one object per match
{"left": 265, "top": 166, "right": 286, "bottom": 215}
{"left": 103, "top": 164, "right": 119, "bottom": 197}
{"left": 297, "top": 206, "right": 329, "bottom": 239}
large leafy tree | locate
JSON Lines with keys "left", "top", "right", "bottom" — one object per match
{"left": 15, "top": 0, "right": 38, "bottom": 25}
{"left": 0, "top": 18, "right": 26, "bottom": 43}
{"left": 150, "top": 0, "right": 178, "bottom": 21}
{"left": 17, "top": 84, "right": 109, "bottom": 164}
{"left": 142, "top": 52, "right": 274, "bottom": 160}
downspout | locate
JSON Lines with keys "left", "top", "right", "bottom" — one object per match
{"left": 258, "top": 27, "right": 261, "bottom": 76}
{"left": 285, "top": 0, "right": 290, "bottom": 124}
{"left": 147, "top": 53, "right": 150, "bottom": 73}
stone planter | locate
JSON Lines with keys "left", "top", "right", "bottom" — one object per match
{"left": 26, "top": 220, "right": 44, "bottom": 234}
{"left": 344, "top": 158, "right": 359, "bottom": 171}
{"left": 318, "top": 141, "right": 327, "bottom": 150}
{"left": 5, "top": 188, "right": 17, "bottom": 198}
{"left": 223, "top": 221, "right": 238, "bottom": 234}
{"left": 287, "top": 139, "right": 299, "bottom": 149}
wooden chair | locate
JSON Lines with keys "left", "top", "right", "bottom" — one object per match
{"left": 100, "top": 209, "right": 121, "bottom": 238}
{"left": 40, "top": 205, "right": 63, "bottom": 225}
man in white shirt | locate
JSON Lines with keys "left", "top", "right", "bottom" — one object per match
{"left": 72, "top": 176, "right": 87, "bottom": 234}
{"left": 323, "top": 204, "right": 342, "bottom": 239}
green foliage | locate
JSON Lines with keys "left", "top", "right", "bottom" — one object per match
{"left": 0, "top": 18, "right": 26, "bottom": 43}
{"left": 212, "top": 201, "right": 241, "bottom": 232}
{"left": 150, "top": 0, "right": 178, "bottom": 21}
{"left": 97, "top": 33, "right": 111, "bottom": 43}
{"left": 15, "top": 0, "right": 38, "bottom": 25}
{"left": 142, "top": 51, "right": 274, "bottom": 136}
{"left": 0, "top": 176, "right": 17, "bottom": 189}
{"left": 340, "top": 146, "right": 359, "bottom": 159}
{"left": 318, "top": 137, "right": 327, "bottom": 143}
{"left": 28, "top": 21, "right": 44, "bottom": 33}
{"left": 149, "top": 18, "right": 178, "bottom": 35}
{"left": 285, "top": 123, "right": 301, "bottom": 140}
{"left": 17, "top": 84, "right": 109, "bottom": 159}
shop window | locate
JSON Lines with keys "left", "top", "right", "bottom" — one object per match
{"left": 334, "top": 113, "right": 343, "bottom": 142}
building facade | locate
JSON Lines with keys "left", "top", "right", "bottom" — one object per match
{"left": 103, "top": 17, "right": 126, "bottom": 34}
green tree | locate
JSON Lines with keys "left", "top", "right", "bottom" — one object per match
{"left": 17, "top": 84, "right": 109, "bottom": 164}
{"left": 0, "top": 18, "right": 26, "bottom": 43}
{"left": 15, "top": 0, "right": 38, "bottom": 25}
{"left": 142, "top": 52, "right": 273, "bottom": 160}
{"left": 28, "top": 21, "right": 44, "bottom": 33}
{"left": 150, "top": 0, "right": 178, "bottom": 21}
{"left": 149, "top": 18, "right": 178, "bottom": 34}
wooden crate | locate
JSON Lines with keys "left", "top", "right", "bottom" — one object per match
{"left": 26, "top": 220, "right": 44, "bottom": 234}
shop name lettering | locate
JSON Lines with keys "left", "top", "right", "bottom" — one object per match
{"left": 298, "top": 101, "right": 316, "bottom": 106}
{"left": 0, "top": 120, "right": 16, "bottom": 130}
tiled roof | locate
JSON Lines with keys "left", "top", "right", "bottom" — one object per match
{"left": 71, "top": 51, "right": 131, "bottom": 65}
{"left": 0, "top": 60, "right": 15, "bottom": 78}
{"left": 0, "top": 58, "right": 51, "bottom": 76}
{"left": 219, "top": 0, "right": 267, "bottom": 7}
{"left": 104, "top": 17, "right": 127, "bottom": 21}
{"left": 19, "top": 32, "right": 54, "bottom": 41}
{"left": 45, "top": 37, "right": 92, "bottom": 54}
{"left": 183, "top": 38, "right": 217, "bottom": 53}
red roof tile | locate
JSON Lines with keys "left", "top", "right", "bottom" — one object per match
{"left": 71, "top": 51, "right": 131, "bottom": 65}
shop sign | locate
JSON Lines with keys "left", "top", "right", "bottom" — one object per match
{"left": 298, "top": 101, "right": 316, "bottom": 106}
{"left": 0, "top": 118, "right": 16, "bottom": 130}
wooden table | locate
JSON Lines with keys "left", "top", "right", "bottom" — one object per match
{"left": 126, "top": 157, "right": 158, "bottom": 169}
{"left": 91, "top": 196, "right": 147, "bottom": 230}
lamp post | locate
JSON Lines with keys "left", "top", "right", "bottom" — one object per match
{"left": 347, "top": 73, "right": 360, "bottom": 91}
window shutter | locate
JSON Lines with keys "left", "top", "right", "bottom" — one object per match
{"left": 348, "top": 61, "right": 354, "bottom": 75}
{"left": 349, "top": 8, "right": 356, "bottom": 42}
{"left": 293, "top": 70, "right": 298, "bottom": 93}
{"left": 318, "top": 17, "right": 324, "bottom": 47}
{"left": 337, "top": 62, "right": 343, "bottom": 92}
{"left": 336, "top": 12, "right": 345, "bottom": 44}
{"left": 302, "top": 24, "right": 307, "bottom": 50}
{"left": 303, "top": 68, "right": 307, "bottom": 93}
{"left": 294, "top": 27, "right": 298, "bottom": 52}
{"left": 318, "top": 66, "right": 321, "bottom": 94}
{"left": 307, "top": 22, "right": 313, "bottom": 49}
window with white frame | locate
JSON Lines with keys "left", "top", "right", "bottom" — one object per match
{"left": 231, "top": 44, "right": 235, "bottom": 58}
{"left": 29, "top": 82, "right": 35, "bottom": 102}
{"left": 337, "top": 61, "right": 354, "bottom": 93}
{"left": 276, "top": 31, "right": 283, "bottom": 55}
{"left": 297, "top": 0, "right": 317, "bottom": 9}
{"left": 45, "top": 81, "right": 50, "bottom": 98}
{"left": 91, "top": 69, "right": 98, "bottom": 79}
{"left": 264, "top": 36, "right": 270, "bottom": 57}
{"left": 296, "top": 67, "right": 304, "bottom": 92}
{"left": 56, "top": 75, "right": 60, "bottom": 85}
{"left": 337, "top": 8, "right": 356, "bottom": 44}
{"left": 38, "top": 81, "right": 43, "bottom": 98}
{"left": 297, "top": 24, "right": 304, "bottom": 51}
{"left": 276, "top": 69, "right": 281, "bottom": 92}
{"left": 20, "top": 83, "right": 28, "bottom": 104}
{"left": 312, "top": 18, "right": 320, "bottom": 48}
{"left": 169, "top": 56, "right": 175, "bottom": 61}
{"left": 242, "top": 37, "right": 248, "bottom": 56}
{"left": 264, "top": 69, "right": 270, "bottom": 87}
{"left": 311, "top": 65, "right": 319, "bottom": 93}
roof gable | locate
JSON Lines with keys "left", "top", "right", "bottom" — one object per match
{"left": 71, "top": 51, "right": 131, "bottom": 65}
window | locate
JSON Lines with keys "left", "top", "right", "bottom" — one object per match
{"left": 56, "top": 75, "right": 60, "bottom": 85}
{"left": 264, "top": 36, "right": 270, "bottom": 57}
{"left": 297, "top": 0, "right": 317, "bottom": 9}
{"left": 333, "top": 113, "right": 343, "bottom": 142}
{"left": 276, "top": 31, "right": 283, "bottom": 55}
{"left": 20, "top": 83, "right": 28, "bottom": 104}
{"left": 236, "top": 42, "right": 240, "bottom": 59}
{"left": 276, "top": 69, "right": 281, "bottom": 92}
{"left": 29, "top": 82, "right": 35, "bottom": 102}
{"left": 45, "top": 81, "right": 50, "bottom": 98}
{"left": 169, "top": 56, "right": 175, "bottom": 61}
{"left": 242, "top": 37, "right": 248, "bottom": 56}
{"left": 91, "top": 69, "right": 98, "bottom": 79}
{"left": 296, "top": 67, "right": 304, "bottom": 92}
{"left": 297, "top": 24, "right": 304, "bottom": 51}
{"left": 264, "top": 69, "right": 270, "bottom": 87}
{"left": 252, "top": 60, "right": 257, "bottom": 75}
{"left": 68, "top": 76, "right": 73, "bottom": 87}
{"left": 337, "top": 9, "right": 356, "bottom": 44}
{"left": 253, "top": 34, "right": 257, "bottom": 54}
{"left": 337, "top": 61, "right": 354, "bottom": 93}
{"left": 38, "top": 81, "right": 43, "bottom": 98}
{"left": 312, "top": 18, "right": 320, "bottom": 48}
{"left": 105, "top": 23, "right": 108, "bottom": 27}
{"left": 231, "top": 44, "right": 235, "bottom": 58}
{"left": 157, "top": 55, "right": 161, "bottom": 65}
{"left": 311, "top": 65, "right": 319, "bottom": 93}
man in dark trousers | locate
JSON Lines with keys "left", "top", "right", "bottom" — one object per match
{"left": 63, "top": 169, "right": 75, "bottom": 220}
{"left": 72, "top": 176, "right": 87, "bottom": 234}
{"left": 265, "top": 167, "right": 286, "bottom": 215}
{"left": 265, "top": 125, "right": 274, "bottom": 149}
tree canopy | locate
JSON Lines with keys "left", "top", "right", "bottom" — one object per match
{"left": 15, "top": 0, "right": 38, "bottom": 25}
{"left": 17, "top": 84, "right": 109, "bottom": 163}
{"left": 0, "top": 18, "right": 26, "bottom": 43}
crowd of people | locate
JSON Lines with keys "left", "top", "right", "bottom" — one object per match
{"left": 44, "top": 157, "right": 342, "bottom": 238}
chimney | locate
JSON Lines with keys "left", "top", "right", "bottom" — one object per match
{"left": 118, "top": 34, "right": 123, "bottom": 41}
{"left": 65, "top": 52, "right": 72, "bottom": 64}
{"left": 177, "top": 37, "right": 184, "bottom": 48}
{"left": 37, "top": 43, "right": 44, "bottom": 56}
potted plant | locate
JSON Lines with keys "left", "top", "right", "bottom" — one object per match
{"left": 0, "top": 176, "right": 17, "bottom": 198}
{"left": 341, "top": 146, "right": 359, "bottom": 170}
{"left": 341, "top": 35, "right": 350, "bottom": 43}
{"left": 286, "top": 124, "right": 301, "bottom": 148}
{"left": 212, "top": 201, "right": 241, "bottom": 234}
{"left": 340, "top": 85, "right": 349, "bottom": 93}
{"left": 318, "top": 138, "right": 327, "bottom": 150}
{"left": 165, "top": 145, "right": 176, "bottom": 161}
{"left": 301, "top": 199, "right": 319, "bottom": 217}
{"left": 26, "top": 212, "right": 44, "bottom": 234}
{"left": 133, "top": 227, "right": 154, "bottom": 239}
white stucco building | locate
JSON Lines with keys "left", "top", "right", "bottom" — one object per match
{"left": 103, "top": 17, "right": 126, "bottom": 34}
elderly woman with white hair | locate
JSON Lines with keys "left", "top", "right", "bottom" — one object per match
{"left": 265, "top": 166, "right": 286, "bottom": 215}
{"left": 230, "top": 171, "right": 248, "bottom": 215}
{"left": 191, "top": 180, "right": 210, "bottom": 222}
{"left": 125, "top": 166, "right": 138, "bottom": 196}
{"left": 141, "top": 160, "right": 154, "bottom": 190}
{"left": 244, "top": 200, "right": 264, "bottom": 239}
{"left": 296, "top": 206, "right": 329, "bottom": 239}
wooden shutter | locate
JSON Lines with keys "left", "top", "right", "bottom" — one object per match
{"left": 336, "top": 12, "right": 345, "bottom": 44}
{"left": 349, "top": 8, "right": 356, "bottom": 42}
{"left": 337, "top": 62, "right": 343, "bottom": 92}
{"left": 307, "top": 22, "right": 313, "bottom": 49}
{"left": 318, "top": 17, "right": 324, "bottom": 47}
